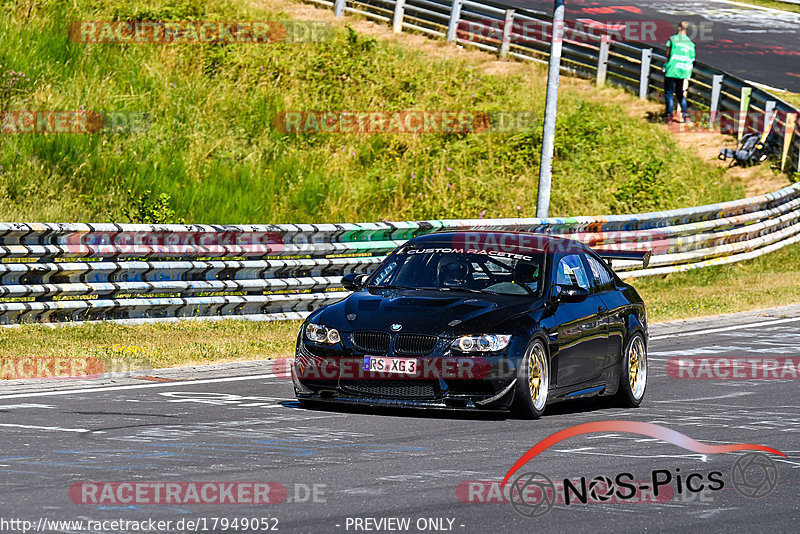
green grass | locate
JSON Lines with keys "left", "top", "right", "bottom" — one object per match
{"left": 732, "top": 0, "right": 800, "bottom": 15}
{"left": 780, "top": 91, "right": 800, "bottom": 110}
{"left": 0, "top": 0, "right": 749, "bottom": 224}
{"left": 631, "top": 241, "right": 800, "bottom": 321}
{"left": 0, "top": 320, "right": 301, "bottom": 377}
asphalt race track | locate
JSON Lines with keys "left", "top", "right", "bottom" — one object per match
{"left": 513, "top": 0, "right": 800, "bottom": 92}
{"left": 0, "top": 306, "right": 798, "bottom": 533}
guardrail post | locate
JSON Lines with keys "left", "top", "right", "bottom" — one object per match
{"left": 782, "top": 113, "right": 797, "bottom": 172}
{"left": 638, "top": 48, "right": 652, "bottom": 100}
{"left": 334, "top": 0, "right": 346, "bottom": 17}
{"left": 709, "top": 74, "right": 723, "bottom": 129}
{"left": 596, "top": 35, "right": 610, "bottom": 87}
{"left": 392, "top": 0, "right": 406, "bottom": 33}
{"left": 446, "top": 0, "right": 463, "bottom": 43}
{"left": 499, "top": 9, "right": 515, "bottom": 58}
{"left": 738, "top": 87, "right": 752, "bottom": 141}
{"left": 763, "top": 100, "right": 777, "bottom": 140}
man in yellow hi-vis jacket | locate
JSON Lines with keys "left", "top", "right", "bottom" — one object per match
{"left": 663, "top": 21, "right": 696, "bottom": 123}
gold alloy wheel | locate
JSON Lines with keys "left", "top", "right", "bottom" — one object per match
{"left": 528, "top": 342, "right": 549, "bottom": 412}
{"left": 627, "top": 336, "right": 647, "bottom": 400}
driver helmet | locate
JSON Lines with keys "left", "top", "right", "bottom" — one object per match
{"left": 437, "top": 255, "right": 469, "bottom": 286}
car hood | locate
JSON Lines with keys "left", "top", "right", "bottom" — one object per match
{"left": 310, "top": 288, "right": 544, "bottom": 337}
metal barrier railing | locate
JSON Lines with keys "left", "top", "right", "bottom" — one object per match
{"left": 1, "top": 181, "right": 799, "bottom": 324}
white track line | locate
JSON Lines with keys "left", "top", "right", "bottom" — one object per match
{"left": 650, "top": 316, "right": 800, "bottom": 341}
{"left": 650, "top": 392, "right": 755, "bottom": 403}
{"left": 713, "top": 0, "right": 800, "bottom": 16}
{"left": 0, "top": 423, "right": 100, "bottom": 433}
{"left": 0, "top": 373, "right": 279, "bottom": 400}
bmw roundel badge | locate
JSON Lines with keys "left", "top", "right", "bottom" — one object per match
{"left": 391, "top": 323, "right": 402, "bottom": 332}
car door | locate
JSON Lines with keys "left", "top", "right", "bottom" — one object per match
{"left": 586, "top": 253, "right": 627, "bottom": 369}
{"left": 552, "top": 253, "right": 610, "bottom": 387}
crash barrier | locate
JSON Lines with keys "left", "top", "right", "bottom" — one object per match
{"left": 1, "top": 181, "right": 799, "bottom": 324}
{"left": 310, "top": 0, "right": 800, "bottom": 173}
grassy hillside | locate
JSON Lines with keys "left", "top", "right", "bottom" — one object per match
{"left": 0, "top": 0, "right": 748, "bottom": 224}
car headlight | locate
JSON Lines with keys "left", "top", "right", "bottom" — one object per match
{"left": 305, "top": 323, "right": 341, "bottom": 345}
{"left": 452, "top": 334, "right": 511, "bottom": 352}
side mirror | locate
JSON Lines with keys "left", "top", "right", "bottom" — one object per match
{"left": 341, "top": 273, "right": 367, "bottom": 291}
{"left": 559, "top": 284, "right": 590, "bottom": 302}
{"left": 549, "top": 284, "right": 563, "bottom": 303}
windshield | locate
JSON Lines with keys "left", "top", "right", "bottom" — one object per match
{"left": 367, "top": 246, "right": 545, "bottom": 296}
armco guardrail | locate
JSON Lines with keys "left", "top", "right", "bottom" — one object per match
{"left": 1, "top": 181, "right": 799, "bottom": 325}
{"left": 313, "top": 0, "right": 800, "bottom": 174}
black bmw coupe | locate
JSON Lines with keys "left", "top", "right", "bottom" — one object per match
{"left": 293, "top": 231, "right": 649, "bottom": 418}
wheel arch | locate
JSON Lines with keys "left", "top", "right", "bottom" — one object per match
{"left": 622, "top": 305, "right": 648, "bottom": 349}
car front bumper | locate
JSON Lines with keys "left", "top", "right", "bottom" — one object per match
{"left": 292, "top": 340, "right": 521, "bottom": 410}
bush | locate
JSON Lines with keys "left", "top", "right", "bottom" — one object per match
{"left": 122, "top": 189, "right": 183, "bottom": 224}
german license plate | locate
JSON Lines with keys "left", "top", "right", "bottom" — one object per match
{"left": 363, "top": 356, "right": 418, "bottom": 375}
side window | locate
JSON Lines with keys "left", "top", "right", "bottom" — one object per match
{"left": 555, "top": 255, "right": 590, "bottom": 290}
{"left": 371, "top": 256, "right": 401, "bottom": 286}
{"left": 586, "top": 255, "right": 614, "bottom": 289}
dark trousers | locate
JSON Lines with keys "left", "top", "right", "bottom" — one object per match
{"left": 664, "top": 77, "right": 688, "bottom": 117}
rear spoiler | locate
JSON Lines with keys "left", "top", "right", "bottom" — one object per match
{"left": 595, "top": 250, "right": 651, "bottom": 269}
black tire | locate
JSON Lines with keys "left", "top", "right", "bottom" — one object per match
{"left": 513, "top": 339, "right": 550, "bottom": 419}
{"left": 615, "top": 332, "right": 647, "bottom": 408}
